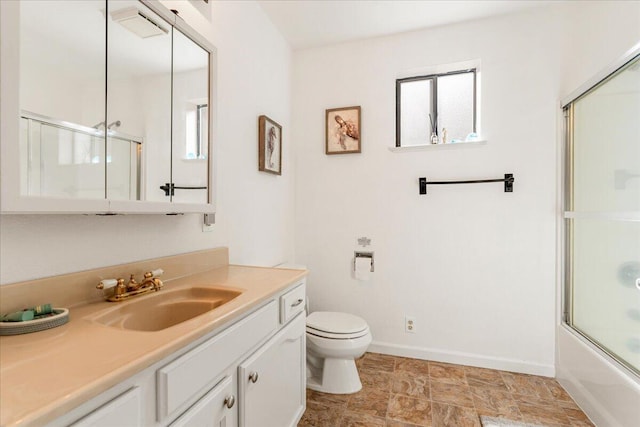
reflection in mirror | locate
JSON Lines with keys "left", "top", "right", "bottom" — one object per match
{"left": 171, "top": 29, "right": 210, "bottom": 204}
{"left": 107, "top": 0, "right": 171, "bottom": 201}
{"left": 19, "top": 1, "right": 106, "bottom": 198}
{"left": 17, "top": 0, "right": 213, "bottom": 207}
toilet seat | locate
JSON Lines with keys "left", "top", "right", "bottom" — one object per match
{"left": 306, "top": 311, "right": 369, "bottom": 339}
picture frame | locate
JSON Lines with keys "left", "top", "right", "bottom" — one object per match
{"left": 325, "top": 106, "right": 361, "bottom": 155}
{"left": 258, "top": 115, "right": 282, "bottom": 175}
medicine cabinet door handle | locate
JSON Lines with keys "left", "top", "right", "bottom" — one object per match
{"left": 249, "top": 372, "right": 259, "bottom": 383}
{"left": 224, "top": 395, "right": 235, "bottom": 409}
{"left": 291, "top": 298, "right": 304, "bottom": 308}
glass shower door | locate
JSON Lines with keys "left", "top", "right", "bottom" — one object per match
{"left": 565, "top": 54, "right": 640, "bottom": 375}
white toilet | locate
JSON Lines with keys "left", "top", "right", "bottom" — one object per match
{"left": 305, "top": 311, "right": 372, "bottom": 394}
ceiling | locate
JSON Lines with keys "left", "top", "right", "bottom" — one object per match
{"left": 258, "top": 0, "right": 554, "bottom": 50}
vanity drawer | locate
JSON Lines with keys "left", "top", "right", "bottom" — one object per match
{"left": 280, "top": 283, "right": 305, "bottom": 324}
{"left": 71, "top": 387, "right": 141, "bottom": 427}
{"left": 157, "top": 300, "right": 278, "bottom": 423}
{"left": 169, "top": 376, "right": 235, "bottom": 427}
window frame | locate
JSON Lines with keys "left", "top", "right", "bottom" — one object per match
{"left": 196, "top": 103, "right": 208, "bottom": 158}
{"left": 395, "top": 68, "right": 477, "bottom": 147}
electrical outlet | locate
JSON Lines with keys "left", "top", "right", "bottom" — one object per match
{"left": 405, "top": 316, "right": 416, "bottom": 333}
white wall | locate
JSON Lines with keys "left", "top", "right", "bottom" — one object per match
{"left": 0, "top": 0, "right": 294, "bottom": 284}
{"left": 292, "top": 5, "right": 563, "bottom": 376}
{"left": 292, "top": 1, "right": 640, "bottom": 377}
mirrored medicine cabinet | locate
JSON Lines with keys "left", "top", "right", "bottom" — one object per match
{"left": 1, "top": 0, "right": 216, "bottom": 214}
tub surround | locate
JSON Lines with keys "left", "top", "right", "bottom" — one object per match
{"left": 0, "top": 248, "right": 307, "bottom": 427}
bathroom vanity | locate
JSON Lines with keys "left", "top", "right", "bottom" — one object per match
{"left": 0, "top": 249, "right": 307, "bottom": 427}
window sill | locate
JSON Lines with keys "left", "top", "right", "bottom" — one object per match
{"left": 388, "top": 140, "right": 487, "bottom": 152}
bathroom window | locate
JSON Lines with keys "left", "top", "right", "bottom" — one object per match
{"left": 396, "top": 69, "right": 476, "bottom": 146}
{"left": 185, "top": 102, "right": 208, "bottom": 159}
{"left": 196, "top": 103, "right": 208, "bottom": 158}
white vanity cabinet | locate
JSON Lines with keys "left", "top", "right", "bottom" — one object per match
{"left": 238, "top": 313, "right": 306, "bottom": 427}
{"left": 156, "top": 300, "right": 278, "bottom": 423}
{"left": 169, "top": 376, "right": 236, "bottom": 427}
{"left": 70, "top": 387, "right": 142, "bottom": 427}
{"left": 48, "top": 280, "right": 306, "bottom": 427}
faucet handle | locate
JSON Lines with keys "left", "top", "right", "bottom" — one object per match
{"left": 142, "top": 269, "right": 164, "bottom": 291}
{"left": 144, "top": 269, "right": 164, "bottom": 279}
{"left": 114, "top": 278, "right": 127, "bottom": 296}
{"left": 97, "top": 278, "right": 126, "bottom": 299}
{"left": 97, "top": 278, "right": 118, "bottom": 290}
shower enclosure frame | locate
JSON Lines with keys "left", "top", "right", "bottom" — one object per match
{"left": 557, "top": 42, "right": 640, "bottom": 427}
{"left": 20, "top": 110, "right": 142, "bottom": 201}
{"left": 561, "top": 45, "right": 640, "bottom": 379}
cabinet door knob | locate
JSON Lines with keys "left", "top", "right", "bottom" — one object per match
{"left": 224, "top": 395, "right": 235, "bottom": 409}
{"left": 291, "top": 298, "right": 304, "bottom": 307}
{"left": 249, "top": 372, "right": 259, "bottom": 383}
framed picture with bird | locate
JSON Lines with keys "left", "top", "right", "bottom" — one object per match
{"left": 258, "top": 115, "right": 282, "bottom": 175}
{"left": 325, "top": 106, "right": 361, "bottom": 154}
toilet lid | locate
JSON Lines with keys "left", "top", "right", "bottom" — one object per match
{"left": 306, "top": 311, "right": 368, "bottom": 335}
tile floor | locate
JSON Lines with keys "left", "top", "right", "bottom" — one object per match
{"left": 298, "top": 353, "right": 594, "bottom": 427}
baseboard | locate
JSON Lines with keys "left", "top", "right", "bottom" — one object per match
{"left": 368, "top": 341, "right": 556, "bottom": 377}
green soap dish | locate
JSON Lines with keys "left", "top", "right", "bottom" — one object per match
{"left": 0, "top": 308, "right": 69, "bottom": 336}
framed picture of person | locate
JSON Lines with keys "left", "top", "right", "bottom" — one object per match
{"left": 325, "top": 106, "right": 361, "bottom": 154}
{"left": 258, "top": 115, "right": 282, "bottom": 175}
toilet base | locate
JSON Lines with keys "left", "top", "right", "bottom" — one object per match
{"left": 306, "top": 357, "right": 362, "bottom": 394}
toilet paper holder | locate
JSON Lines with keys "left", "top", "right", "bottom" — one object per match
{"left": 354, "top": 251, "right": 374, "bottom": 272}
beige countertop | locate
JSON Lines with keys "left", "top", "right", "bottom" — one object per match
{"left": 0, "top": 262, "right": 306, "bottom": 427}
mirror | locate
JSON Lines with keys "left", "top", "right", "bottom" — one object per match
{"left": 18, "top": 0, "right": 212, "bottom": 206}
{"left": 107, "top": 0, "right": 171, "bottom": 202}
{"left": 170, "top": 28, "right": 210, "bottom": 204}
{"left": 19, "top": 1, "right": 106, "bottom": 199}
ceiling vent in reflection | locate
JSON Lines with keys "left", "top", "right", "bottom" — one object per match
{"left": 111, "top": 7, "right": 168, "bottom": 39}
